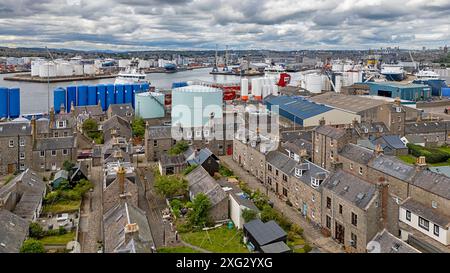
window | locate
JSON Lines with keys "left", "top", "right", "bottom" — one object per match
{"left": 40, "top": 162, "right": 44, "bottom": 169}
{"left": 63, "top": 131, "right": 68, "bottom": 137}
{"left": 267, "top": 177, "right": 272, "bottom": 185}
{"left": 312, "top": 194, "right": 316, "bottom": 203}
{"left": 9, "top": 140, "right": 14, "bottom": 147}
{"left": 19, "top": 152, "right": 25, "bottom": 160}
{"left": 51, "top": 150, "right": 56, "bottom": 156}
{"left": 434, "top": 225, "right": 440, "bottom": 236}
{"left": 54, "top": 131, "right": 59, "bottom": 137}
{"left": 330, "top": 150, "right": 334, "bottom": 159}
{"left": 359, "top": 167, "right": 363, "bottom": 175}
{"left": 330, "top": 140, "right": 334, "bottom": 147}
{"left": 351, "top": 212, "right": 358, "bottom": 227}
{"left": 268, "top": 164, "right": 272, "bottom": 172}
{"left": 282, "top": 188, "right": 288, "bottom": 197}
{"left": 57, "top": 121, "right": 66, "bottom": 128}
{"left": 339, "top": 204, "right": 343, "bottom": 214}
{"left": 153, "top": 140, "right": 158, "bottom": 147}
{"left": 19, "top": 163, "right": 25, "bottom": 171}
{"left": 63, "top": 149, "right": 68, "bottom": 155}
{"left": 418, "top": 217, "right": 429, "bottom": 231}
{"left": 282, "top": 174, "right": 287, "bottom": 182}
{"left": 276, "top": 170, "right": 279, "bottom": 176}
{"left": 432, "top": 201, "right": 438, "bottom": 209}
{"left": 295, "top": 168, "right": 303, "bottom": 177}
{"left": 351, "top": 233, "right": 357, "bottom": 248}
{"left": 326, "top": 197, "right": 331, "bottom": 209}
{"left": 172, "top": 139, "right": 177, "bottom": 145}
{"left": 350, "top": 163, "right": 353, "bottom": 170}
{"left": 195, "top": 130, "right": 201, "bottom": 137}
{"left": 19, "top": 138, "right": 25, "bottom": 146}
{"left": 40, "top": 151, "right": 45, "bottom": 157}
{"left": 406, "top": 210, "right": 411, "bottom": 221}
{"left": 326, "top": 215, "right": 331, "bottom": 229}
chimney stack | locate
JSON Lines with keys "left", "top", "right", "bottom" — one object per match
{"left": 117, "top": 165, "right": 126, "bottom": 194}
{"left": 31, "top": 115, "right": 37, "bottom": 145}
{"left": 49, "top": 107, "right": 55, "bottom": 129}
{"left": 378, "top": 177, "right": 389, "bottom": 229}
{"left": 415, "top": 156, "right": 427, "bottom": 171}
{"left": 124, "top": 222, "right": 140, "bottom": 244}
{"left": 374, "top": 144, "right": 384, "bottom": 156}
{"left": 319, "top": 117, "right": 326, "bottom": 126}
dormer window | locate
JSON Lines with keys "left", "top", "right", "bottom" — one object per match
{"left": 57, "top": 120, "right": 66, "bottom": 129}
{"left": 310, "top": 172, "right": 327, "bottom": 188}
{"left": 295, "top": 168, "right": 304, "bottom": 177}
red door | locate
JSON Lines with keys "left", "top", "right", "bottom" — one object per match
{"left": 227, "top": 145, "right": 233, "bottom": 155}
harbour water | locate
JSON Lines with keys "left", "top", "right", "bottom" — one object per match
{"left": 0, "top": 68, "right": 245, "bottom": 114}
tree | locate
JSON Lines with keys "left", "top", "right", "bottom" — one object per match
{"left": 260, "top": 205, "right": 279, "bottom": 222}
{"left": 168, "top": 141, "right": 190, "bottom": 155}
{"left": 132, "top": 117, "right": 145, "bottom": 138}
{"left": 188, "top": 193, "right": 211, "bottom": 227}
{"left": 20, "top": 239, "right": 45, "bottom": 253}
{"left": 63, "top": 160, "right": 75, "bottom": 172}
{"left": 154, "top": 175, "right": 188, "bottom": 198}
{"left": 82, "top": 118, "right": 98, "bottom": 133}
{"left": 29, "top": 222, "right": 45, "bottom": 239}
{"left": 242, "top": 209, "right": 258, "bottom": 223}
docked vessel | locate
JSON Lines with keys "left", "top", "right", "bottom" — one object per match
{"left": 380, "top": 64, "right": 405, "bottom": 81}
{"left": 414, "top": 69, "right": 440, "bottom": 80}
{"left": 115, "top": 67, "right": 148, "bottom": 85}
{"left": 264, "top": 64, "right": 286, "bottom": 80}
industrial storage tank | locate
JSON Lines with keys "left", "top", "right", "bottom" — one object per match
{"left": 304, "top": 73, "right": 323, "bottom": 93}
{"left": 73, "top": 64, "right": 84, "bottom": 76}
{"left": 140, "top": 82, "right": 150, "bottom": 92}
{"left": 97, "top": 84, "right": 107, "bottom": 110}
{"left": 56, "top": 62, "right": 74, "bottom": 77}
{"left": 39, "top": 62, "right": 57, "bottom": 78}
{"left": 8, "top": 88, "right": 20, "bottom": 118}
{"left": 124, "top": 84, "right": 133, "bottom": 104}
{"left": 88, "top": 85, "right": 97, "bottom": 105}
{"left": 132, "top": 84, "right": 141, "bottom": 108}
{"left": 53, "top": 87, "right": 66, "bottom": 113}
{"left": 334, "top": 74, "right": 343, "bottom": 93}
{"left": 135, "top": 92, "right": 165, "bottom": 119}
{"left": 83, "top": 64, "right": 96, "bottom": 75}
{"left": 31, "top": 61, "right": 41, "bottom": 77}
{"left": 77, "top": 85, "right": 88, "bottom": 106}
{"left": 115, "top": 84, "right": 125, "bottom": 104}
{"left": 171, "top": 85, "right": 223, "bottom": 128}
{"left": 0, "top": 88, "right": 8, "bottom": 118}
{"left": 67, "top": 86, "right": 77, "bottom": 112}
{"left": 106, "top": 84, "right": 115, "bottom": 109}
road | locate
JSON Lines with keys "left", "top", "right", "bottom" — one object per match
{"left": 220, "top": 155, "right": 344, "bottom": 253}
{"left": 79, "top": 166, "right": 103, "bottom": 253}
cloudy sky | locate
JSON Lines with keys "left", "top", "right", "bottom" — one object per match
{"left": 0, "top": 0, "right": 449, "bottom": 51}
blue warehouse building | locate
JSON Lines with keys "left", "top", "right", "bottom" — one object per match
{"left": 366, "top": 82, "right": 431, "bottom": 101}
{"left": 264, "top": 95, "right": 360, "bottom": 127}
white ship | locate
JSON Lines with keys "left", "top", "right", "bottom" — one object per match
{"left": 380, "top": 64, "right": 405, "bottom": 81}
{"left": 115, "top": 67, "right": 148, "bottom": 85}
{"left": 414, "top": 69, "right": 440, "bottom": 80}
{"left": 264, "top": 64, "right": 286, "bottom": 82}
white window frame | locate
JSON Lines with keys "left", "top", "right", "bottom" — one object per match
{"left": 434, "top": 224, "right": 440, "bottom": 236}
{"left": 19, "top": 138, "right": 25, "bottom": 147}
{"left": 418, "top": 217, "right": 429, "bottom": 231}
{"left": 51, "top": 150, "right": 57, "bottom": 156}
{"left": 359, "top": 166, "right": 363, "bottom": 175}
{"left": 9, "top": 140, "right": 14, "bottom": 148}
{"left": 63, "top": 149, "right": 68, "bottom": 156}
{"left": 19, "top": 152, "right": 25, "bottom": 160}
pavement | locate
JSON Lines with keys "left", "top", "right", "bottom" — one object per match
{"left": 220, "top": 155, "right": 344, "bottom": 253}
{"left": 79, "top": 166, "right": 103, "bottom": 253}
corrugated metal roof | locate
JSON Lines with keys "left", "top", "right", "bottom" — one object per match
{"left": 264, "top": 95, "right": 332, "bottom": 121}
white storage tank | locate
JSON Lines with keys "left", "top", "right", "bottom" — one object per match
{"left": 73, "top": 64, "right": 84, "bottom": 76}
{"left": 31, "top": 61, "right": 41, "bottom": 77}
{"left": 172, "top": 85, "right": 223, "bottom": 128}
{"left": 304, "top": 73, "right": 323, "bottom": 93}
{"left": 135, "top": 92, "right": 165, "bottom": 119}
{"left": 119, "top": 59, "right": 131, "bottom": 68}
{"left": 39, "top": 62, "right": 57, "bottom": 78}
{"left": 83, "top": 64, "right": 96, "bottom": 75}
{"left": 334, "top": 74, "right": 343, "bottom": 93}
{"left": 57, "top": 62, "right": 74, "bottom": 77}
{"left": 251, "top": 78, "right": 262, "bottom": 100}
{"left": 322, "top": 75, "right": 332, "bottom": 91}
{"left": 241, "top": 78, "right": 249, "bottom": 101}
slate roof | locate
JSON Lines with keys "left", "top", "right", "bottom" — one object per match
{"left": 266, "top": 151, "right": 297, "bottom": 175}
{"left": 218, "top": 180, "right": 259, "bottom": 212}
{"left": 405, "top": 121, "right": 449, "bottom": 134}
{"left": 339, "top": 143, "right": 374, "bottom": 165}
{"left": 368, "top": 155, "right": 417, "bottom": 182}
{"left": 315, "top": 125, "right": 347, "bottom": 139}
{"left": 244, "top": 219, "right": 287, "bottom": 246}
{"left": 281, "top": 130, "right": 312, "bottom": 143}
{"left": 0, "top": 209, "right": 29, "bottom": 253}
{"left": 282, "top": 138, "right": 312, "bottom": 156}
{"left": 0, "top": 121, "right": 31, "bottom": 137}
{"left": 185, "top": 166, "right": 227, "bottom": 207}
{"left": 34, "top": 136, "right": 75, "bottom": 150}
{"left": 103, "top": 115, "right": 131, "bottom": 132}
{"left": 73, "top": 105, "right": 104, "bottom": 117}
{"left": 148, "top": 126, "right": 172, "bottom": 139}
{"left": 264, "top": 95, "right": 332, "bottom": 120}
{"left": 410, "top": 170, "right": 450, "bottom": 200}
{"left": 260, "top": 241, "right": 291, "bottom": 253}
{"left": 310, "top": 93, "right": 386, "bottom": 113}
{"left": 401, "top": 198, "right": 450, "bottom": 227}
{"left": 291, "top": 160, "right": 329, "bottom": 191}
{"left": 160, "top": 154, "right": 186, "bottom": 167}
{"left": 108, "top": 104, "right": 133, "bottom": 118}
{"left": 355, "top": 122, "right": 388, "bottom": 135}
{"left": 323, "top": 170, "right": 378, "bottom": 210}
{"left": 103, "top": 202, "right": 154, "bottom": 253}
{"left": 185, "top": 148, "right": 219, "bottom": 165}
{"left": 368, "top": 229, "right": 420, "bottom": 253}
{"left": 428, "top": 166, "right": 450, "bottom": 178}
{"left": 374, "top": 135, "right": 407, "bottom": 150}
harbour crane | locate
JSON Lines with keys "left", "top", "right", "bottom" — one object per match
{"left": 45, "top": 46, "right": 56, "bottom": 114}
{"left": 212, "top": 44, "right": 218, "bottom": 73}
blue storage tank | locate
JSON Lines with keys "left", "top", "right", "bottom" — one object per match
{"left": 132, "top": 84, "right": 141, "bottom": 108}
{"left": 97, "top": 84, "right": 107, "bottom": 111}
{"left": 66, "top": 86, "right": 77, "bottom": 112}
{"left": 442, "top": 88, "right": 450, "bottom": 97}
{"left": 53, "top": 88, "right": 66, "bottom": 114}
{"left": 88, "top": 85, "right": 97, "bottom": 105}
{"left": 8, "top": 88, "right": 20, "bottom": 118}
{"left": 115, "top": 84, "right": 125, "bottom": 104}
{"left": 77, "top": 85, "right": 88, "bottom": 106}
{"left": 172, "top": 82, "right": 188, "bottom": 89}
{"left": 106, "top": 84, "right": 115, "bottom": 109}
{"left": 124, "top": 84, "right": 133, "bottom": 104}
{"left": 0, "top": 88, "right": 8, "bottom": 118}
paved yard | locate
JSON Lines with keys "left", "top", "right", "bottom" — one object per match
{"left": 220, "top": 155, "right": 344, "bottom": 253}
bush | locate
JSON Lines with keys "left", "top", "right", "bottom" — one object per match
{"left": 219, "top": 165, "right": 234, "bottom": 177}
{"left": 187, "top": 193, "right": 211, "bottom": 227}
{"left": 242, "top": 209, "right": 258, "bottom": 223}
{"left": 20, "top": 239, "right": 45, "bottom": 253}
{"left": 168, "top": 141, "right": 190, "bottom": 155}
{"left": 58, "top": 226, "right": 67, "bottom": 235}
{"left": 303, "top": 244, "right": 313, "bottom": 253}
{"left": 183, "top": 164, "right": 198, "bottom": 175}
{"left": 132, "top": 117, "right": 145, "bottom": 138}
{"left": 46, "top": 229, "right": 60, "bottom": 236}
{"left": 29, "top": 222, "right": 45, "bottom": 239}
{"left": 407, "top": 143, "right": 450, "bottom": 163}
{"left": 154, "top": 175, "right": 188, "bottom": 198}
{"left": 291, "top": 224, "right": 303, "bottom": 236}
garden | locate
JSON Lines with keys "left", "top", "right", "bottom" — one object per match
{"left": 398, "top": 144, "right": 450, "bottom": 166}
{"left": 42, "top": 178, "right": 93, "bottom": 214}
{"left": 20, "top": 222, "right": 75, "bottom": 253}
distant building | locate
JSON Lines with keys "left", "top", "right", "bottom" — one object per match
{"left": 367, "top": 82, "right": 432, "bottom": 101}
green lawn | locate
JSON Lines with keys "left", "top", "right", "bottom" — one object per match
{"left": 39, "top": 232, "right": 75, "bottom": 246}
{"left": 42, "top": 200, "right": 81, "bottom": 214}
{"left": 157, "top": 246, "right": 200, "bottom": 253}
{"left": 397, "top": 155, "right": 450, "bottom": 167}
{"left": 181, "top": 226, "right": 249, "bottom": 253}
{"left": 437, "top": 147, "right": 450, "bottom": 153}
{"left": 287, "top": 234, "right": 311, "bottom": 253}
